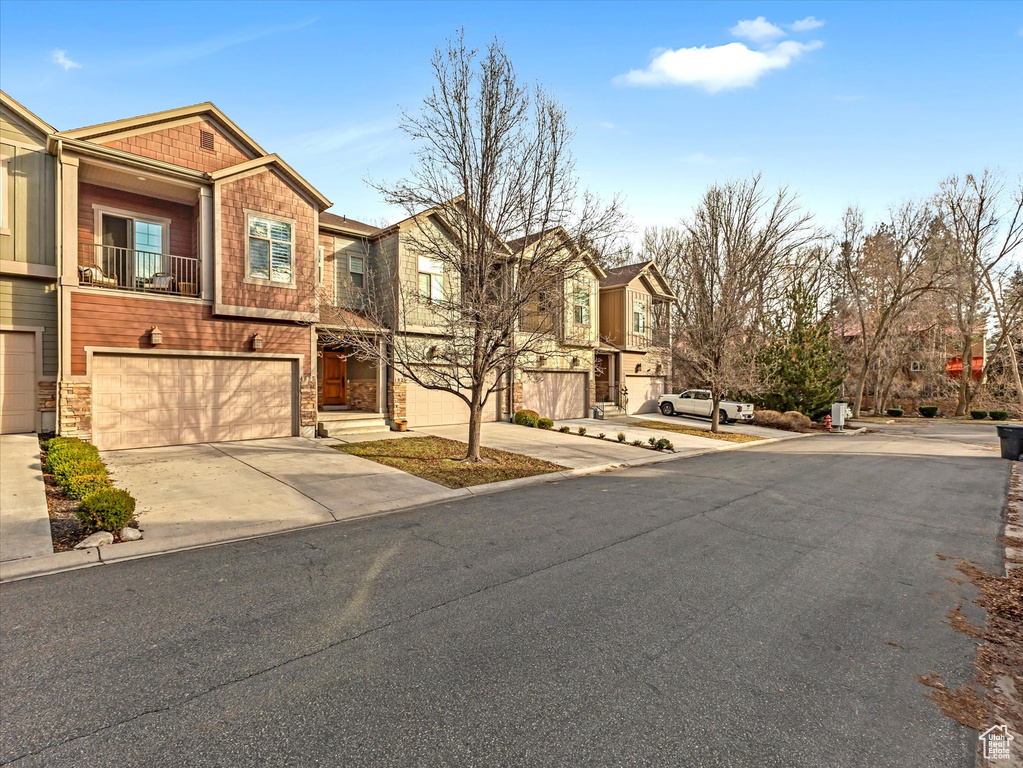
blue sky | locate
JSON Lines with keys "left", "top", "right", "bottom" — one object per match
{"left": 1, "top": 0, "right": 1020, "bottom": 236}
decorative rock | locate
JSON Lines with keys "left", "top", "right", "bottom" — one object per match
{"left": 120, "top": 526, "right": 142, "bottom": 542}
{"left": 74, "top": 531, "right": 114, "bottom": 549}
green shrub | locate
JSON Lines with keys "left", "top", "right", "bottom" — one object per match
{"left": 559, "top": 425, "right": 571, "bottom": 433}
{"left": 662, "top": 440, "right": 674, "bottom": 451}
{"left": 597, "top": 433, "right": 606, "bottom": 439}
{"left": 536, "top": 418, "right": 554, "bottom": 430}
{"left": 631, "top": 439, "right": 643, "bottom": 447}
{"left": 577, "top": 426, "right": 587, "bottom": 436}
{"left": 648, "top": 437, "right": 658, "bottom": 447}
{"left": 919, "top": 405, "right": 939, "bottom": 418}
{"left": 617, "top": 432, "right": 626, "bottom": 442}
{"left": 76, "top": 488, "right": 136, "bottom": 534}
{"left": 63, "top": 473, "right": 112, "bottom": 500}
{"left": 886, "top": 408, "right": 904, "bottom": 417}
{"left": 45, "top": 438, "right": 99, "bottom": 474}
{"left": 53, "top": 459, "right": 106, "bottom": 489}
{"left": 513, "top": 409, "right": 539, "bottom": 427}
{"left": 653, "top": 438, "right": 672, "bottom": 451}
{"left": 971, "top": 410, "right": 989, "bottom": 420}
{"left": 990, "top": 410, "right": 1010, "bottom": 421}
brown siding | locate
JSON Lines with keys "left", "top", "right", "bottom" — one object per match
{"left": 318, "top": 232, "right": 336, "bottom": 306}
{"left": 218, "top": 168, "right": 317, "bottom": 314}
{"left": 69, "top": 290, "right": 312, "bottom": 377}
{"left": 99, "top": 119, "right": 252, "bottom": 173}
{"left": 598, "top": 287, "right": 625, "bottom": 346}
{"left": 78, "top": 183, "right": 196, "bottom": 259}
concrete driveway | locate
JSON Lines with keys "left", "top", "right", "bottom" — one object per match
{"left": 0, "top": 434, "right": 53, "bottom": 562}
{"left": 849, "top": 418, "right": 1001, "bottom": 448}
{"left": 421, "top": 421, "right": 652, "bottom": 467}
{"left": 103, "top": 437, "right": 448, "bottom": 549}
{"left": 622, "top": 410, "right": 802, "bottom": 440}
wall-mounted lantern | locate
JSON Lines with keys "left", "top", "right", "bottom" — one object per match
{"left": 427, "top": 345, "right": 439, "bottom": 360}
{"left": 538, "top": 355, "right": 547, "bottom": 366}
{"left": 571, "top": 356, "right": 580, "bottom": 367}
{"left": 149, "top": 326, "right": 163, "bottom": 345}
{"left": 252, "top": 333, "right": 263, "bottom": 350}
{"left": 635, "top": 363, "right": 643, "bottom": 373}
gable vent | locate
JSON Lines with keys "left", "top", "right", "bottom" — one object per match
{"left": 199, "top": 129, "right": 215, "bottom": 151}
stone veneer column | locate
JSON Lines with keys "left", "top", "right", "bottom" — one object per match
{"left": 38, "top": 380, "right": 57, "bottom": 433}
{"left": 59, "top": 381, "right": 92, "bottom": 440}
{"left": 300, "top": 376, "right": 317, "bottom": 437}
{"left": 388, "top": 378, "right": 407, "bottom": 421}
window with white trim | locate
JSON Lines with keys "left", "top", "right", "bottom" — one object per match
{"left": 633, "top": 299, "right": 647, "bottom": 333}
{"left": 418, "top": 255, "right": 444, "bottom": 302}
{"left": 573, "top": 281, "right": 590, "bottom": 325}
{"left": 349, "top": 252, "right": 365, "bottom": 290}
{"left": 247, "top": 214, "right": 293, "bottom": 283}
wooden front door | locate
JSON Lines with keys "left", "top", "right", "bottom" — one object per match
{"left": 322, "top": 352, "right": 347, "bottom": 406}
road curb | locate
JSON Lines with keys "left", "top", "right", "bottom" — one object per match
{"left": 0, "top": 430, "right": 816, "bottom": 584}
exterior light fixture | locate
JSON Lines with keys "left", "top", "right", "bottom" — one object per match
{"left": 252, "top": 333, "right": 263, "bottom": 350}
{"left": 635, "top": 363, "right": 642, "bottom": 373}
{"left": 571, "top": 356, "right": 580, "bottom": 367}
{"left": 538, "top": 355, "right": 547, "bottom": 366}
{"left": 149, "top": 326, "right": 163, "bottom": 345}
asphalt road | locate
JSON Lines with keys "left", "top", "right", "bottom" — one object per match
{"left": 0, "top": 433, "right": 1007, "bottom": 767}
{"left": 850, "top": 419, "right": 1002, "bottom": 448}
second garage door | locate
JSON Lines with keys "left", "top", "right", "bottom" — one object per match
{"left": 405, "top": 380, "right": 500, "bottom": 428}
{"left": 0, "top": 331, "right": 36, "bottom": 434}
{"left": 92, "top": 354, "right": 296, "bottom": 450}
{"left": 522, "top": 371, "right": 587, "bottom": 421}
{"left": 625, "top": 375, "right": 666, "bottom": 415}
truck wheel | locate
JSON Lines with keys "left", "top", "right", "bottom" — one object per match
{"left": 660, "top": 402, "right": 675, "bottom": 416}
{"left": 718, "top": 409, "right": 729, "bottom": 425}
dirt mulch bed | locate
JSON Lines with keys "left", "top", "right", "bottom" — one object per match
{"left": 332, "top": 435, "right": 565, "bottom": 489}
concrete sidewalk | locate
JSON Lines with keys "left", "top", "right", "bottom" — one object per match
{"left": 0, "top": 434, "right": 54, "bottom": 562}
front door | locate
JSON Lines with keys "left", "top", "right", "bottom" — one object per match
{"left": 322, "top": 351, "right": 347, "bottom": 406}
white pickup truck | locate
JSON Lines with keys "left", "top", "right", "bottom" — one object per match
{"left": 657, "top": 389, "right": 755, "bottom": 423}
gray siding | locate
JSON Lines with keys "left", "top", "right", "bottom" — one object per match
{"left": 1, "top": 103, "right": 56, "bottom": 266}
{"left": 0, "top": 277, "right": 57, "bottom": 375}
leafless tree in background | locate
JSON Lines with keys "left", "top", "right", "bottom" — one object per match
{"left": 320, "top": 32, "right": 623, "bottom": 461}
{"left": 934, "top": 171, "right": 1023, "bottom": 415}
{"left": 837, "top": 203, "right": 942, "bottom": 417}
{"left": 645, "top": 175, "right": 818, "bottom": 431}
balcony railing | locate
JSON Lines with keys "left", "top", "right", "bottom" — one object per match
{"left": 78, "top": 243, "right": 201, "bottom": 297}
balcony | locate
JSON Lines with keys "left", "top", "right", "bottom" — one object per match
{"left": 78, "top": 243, "right": 201, "bottom": 297}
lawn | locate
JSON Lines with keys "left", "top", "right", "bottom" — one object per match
{"left": 332, "top": 436, "right": 566, "bottom": 488}
{"left": 629, "top": 420, "right": 765, "bottom": 444}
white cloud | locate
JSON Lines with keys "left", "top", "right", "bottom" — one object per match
{"left": 50, "top": 49, "right": 81, "bottom": 71}
{"left": 730, "top": 16, "right": 786, "bottom": 44}
{"left": 789, "top": 16, "right": 825, "bottom": 32}
{"left": 615, "top": 39, "right": 822, "bottom": 93}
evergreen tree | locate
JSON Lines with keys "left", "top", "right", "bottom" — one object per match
{"left": 760, "top": 285, "right": 846, "bottom": 417}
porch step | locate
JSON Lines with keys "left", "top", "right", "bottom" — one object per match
{"left": 317, "top": 411, "right": 389, "bottom": 436}
{"left": 595, "top": 403, "right": 627, "bottom": 419}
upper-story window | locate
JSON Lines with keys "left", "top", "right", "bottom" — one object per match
{"left": 349, "top": 253, "right": 365, "bottom": 290}
{"left": 633, "top": 299, "right": 647, "bottom": 333}
{"left": 573, "top": 281, "right": 591, "bottom": 325}
{"left": 418, "top": 255, "right": 444, "bottom": 303}
{"left": 247, "top": 214, "right": 293, "bottom": 284}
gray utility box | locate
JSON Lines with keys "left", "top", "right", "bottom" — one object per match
{"left": 831, "top": 402, "right": 847, "bottom": 430}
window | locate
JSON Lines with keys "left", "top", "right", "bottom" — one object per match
{"left": 0, "top": 157, "right": 8, "bottom": 235}
{"left": 247, "top": 214, "right": 293, "bottom": 284}
{"left": 418, "top": 255, "right": 443, "bottom": 303}
{"left": 573, "top": 282, "right": 590, "bottom": 325}
{"left": 633, "top": 300, "right": 647, "bottom": 333}
{"left": 349, "top": 253, "right": 365, "bottom": 290}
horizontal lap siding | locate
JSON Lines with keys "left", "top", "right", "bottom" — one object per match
{"left": 218, "top": 169, "right": 317, "bottom": 315}
{"left": 78, "top": 183, "right": 196, "bottom": 259}
{"left": 69, "top": 290, "right": 311, "bottom": 376}
{"left": 0, "top": 277, "right": 57, "bottom": 375}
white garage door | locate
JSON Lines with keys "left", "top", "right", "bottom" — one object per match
{"left": 625, "top": 375, "right": 666, "bottom": 415}
{"left": 92, "top": 355, "right": 296, "bottom": 450}
{"left": 405, "top": 380, "right": 500, "bottom": 428}
{"left": 522, "top": 371, "right": 587, "bottom": 421}
{"left": 0, "top": 331, "right": 36, "bottom": 434}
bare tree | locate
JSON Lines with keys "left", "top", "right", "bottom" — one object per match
{"left": 319, "top": 32, "right": 622, "bottom": 461}
{"left": 837, "top": 202, "right": 942, "bottom": 417}
{"left": 649, "top": 175, "right": 818, "bottom": 431}
{"left": 934, "top": 171, "right": 1023, "bottom": 415}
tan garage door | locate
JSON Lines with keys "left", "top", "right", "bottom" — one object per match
{"left": 625, "top": 375, "right": 666, "bottom": 415}
{"left": 405, "top": 377, "right": 500, "bottom": 428}
{"left": 522, "top": 371, "right": 587, "bottom": 421}
{"left": 0, "top": 331, "right": 36, "bottom": 434}
{"left": 92, "top": 354, "right": 296, "bottom": 450}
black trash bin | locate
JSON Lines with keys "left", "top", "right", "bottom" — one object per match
{"left": 996, "top": 424, "right": 1023, "bottom": 460}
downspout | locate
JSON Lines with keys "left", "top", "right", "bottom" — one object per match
{"left": 54, "top": 139, "right": 63, "bottom": 436}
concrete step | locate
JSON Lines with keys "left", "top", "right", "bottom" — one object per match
{"left": 317, "top": 413, "right": 389, "bottom": 436}
{"left": 595, "top": 403, "right": 627, "bottom": 419}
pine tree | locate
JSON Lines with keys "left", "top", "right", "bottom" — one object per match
{"left": 760, "top": 286, "right": 846, "bottom": 418}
